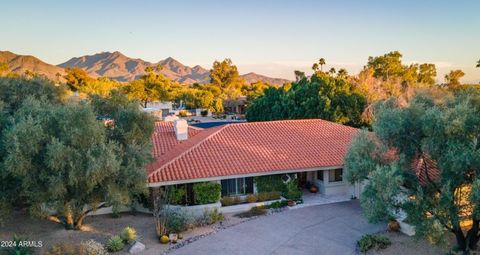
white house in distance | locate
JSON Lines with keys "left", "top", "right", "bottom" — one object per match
{"left": 146, "top": 119, "right": 363, "bottom": 210}
{"left": 141, "top": 101, "right": 173, "bottom": 120}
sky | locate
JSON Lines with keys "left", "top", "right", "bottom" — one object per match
{"left": 2, "top": 0, "right": 480, "bottom": 83}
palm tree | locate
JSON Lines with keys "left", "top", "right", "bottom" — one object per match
{"left": 319, "top": 58, "right": 326, "bottom": 72}
{"left": 477, "top": 59, "right": 480, "bottom": 68}
{"left": 337, "top": 68, "right": 348, "bottom": 79}
{"left": 312, "top": 63, "right": 319, "bottom": 72}
{"left": 329, "top": 67, "right": 336, "bottom": 74}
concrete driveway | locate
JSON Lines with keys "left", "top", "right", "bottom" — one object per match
{"left": 170, "top": 201, "right": 384, "bottom": 255}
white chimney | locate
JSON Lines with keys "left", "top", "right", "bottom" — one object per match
{"left": 174, "top": 119, "right": 188, "bottom": 141}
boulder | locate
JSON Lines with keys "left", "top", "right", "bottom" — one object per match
{"left": 128, "top": 241, "right": 145, "bottom": 254}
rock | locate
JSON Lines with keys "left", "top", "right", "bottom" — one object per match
{"left": 129, "top": 241, "right": 145, "bottom": 254}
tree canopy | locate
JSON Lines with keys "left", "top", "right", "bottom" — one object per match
{"left": 345, "top": 89, "right": 480, "bottom": 251}
{"left": 246, "top": 72, "right": 367, "bottom": 127}
{"left": 0, "top": 78, "right": 154, "bottom": 230}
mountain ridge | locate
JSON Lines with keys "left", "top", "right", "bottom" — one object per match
{"left": 1, "top": 50, "right": 290, "bottom": 86}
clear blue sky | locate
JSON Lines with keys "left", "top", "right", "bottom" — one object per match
{"left": 2, "top": 0, "right": 480, "bottom": 82}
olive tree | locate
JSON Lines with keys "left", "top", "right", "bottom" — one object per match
{"left": 346, "top": 90, "right": 480, "bottom": 251}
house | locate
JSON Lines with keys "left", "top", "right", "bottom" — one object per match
{"left": 146, "top": 119, "right": 363, "bottom": 209}
{"left": 141, "top": 101, "right": 174, "bottom": 120}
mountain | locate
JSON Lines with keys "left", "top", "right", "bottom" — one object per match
{"left": 2, "top": 50, "right": 290, "bottom": 86}
{"left": 241, "top": 72, "right": 289, "bottom": 86}
{"left": 58, "top": 51, "right": 151, "bottom": 81}
{"left": 0, "top": 51, "right": 64, "bottom": 80}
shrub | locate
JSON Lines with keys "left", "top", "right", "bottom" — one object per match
{"left": 221, "top": 196, "right": 235, "bottom": 206}
{"left": 80, "top": 240, "right": 108, "bottom": 255}
{"left": 5, "top": 235, "right": 33, "bottom": 255}
{"left": 46, "top": 243, "right": 79, "bottom": 255}
{"left": 121, "top": 226, "right": 137, "bottom": 244}
{"left": 254, "top": 175, "right": 287, "bottom": 193}
{"left": 197, "top": 208, "right": 224, "bottom": 226}
{"left": 193, "top": 182, "right": 221, "bottom": 204}
{"left": 285, "top": 180, "right": 302, "bottom": 200}
{"left": 235, "top": 206, "right": 267, "bottom": 218}
{"left": 179, "top": 110, "right": 188, "bottom": 117}
{"left": 106, "top": 235, "right": 124, "bottom": 252}
{"left": 46, "top": 241, "right": 107, "bottom": 255}
{"left": 267, "top": 200, "right": 288, "bottom": 209}
{"left": 200, "top": 109, "right": 208, "bottom": 117}
{"left": 246, "top": 194, "right": 258, "bottom": 203}
{"left": 357, "top": 234, "right": 391, "bottom": 253}
{"left": 257, "top": 191, "right": 281, "bottom": 201}
{"left": 165, "top": 208, "right": 191, "bottom": 233}
{"left": 167, "top": 186, "right": 186, "bottom": 205}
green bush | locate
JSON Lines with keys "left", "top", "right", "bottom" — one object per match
{"left": 200, "top": 110, "right": 208, "bottom": 116}
{"left": 254, "top": 175, "right": 287, "bottom": 194}
{"left": 165, "top": 208, "right": 191, "bottom": 233}
{"left": 167, "top": 186, "right": 186, "bottom": 205}
{"left": 5, "top": 235, "right": 33, "bottom": 255}
{"left": 285, "top": 180, "right": 302, "bottom": 200}
{"left": 357, "top": 234, "right": 391, "bottom": 253}
{"left": 193, "top": 182, "right": 221, "bottom": 205}
{"left": 106, "top": 235, "right": 124, "bottom": 252}
{"left": 267, "top": 200, "right": 289, "bottom": 209}
{"left": 120, "top": 227, "right": 137, "bottom": 244}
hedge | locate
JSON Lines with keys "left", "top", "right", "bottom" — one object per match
{"left": 254, "top": 175, "right": 287, "bottom": 194}
{"left": 193, "top": 182, "right": 221, "bottom": 204}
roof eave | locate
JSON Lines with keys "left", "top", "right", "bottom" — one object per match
{"left": 147, "top": 165, "right": 343, "bottom": 187}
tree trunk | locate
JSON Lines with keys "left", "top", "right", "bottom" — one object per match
{"left": 74, "top": 213, "right": 88, "bottom": 230}
{"left": 466, "top": 220, "right": 480, "bottom": 250}
{"left": 64, "top": 203, "right": 74, "bottom": 230}
{"left": 453, "top": 227, "right": 467, "bottom": 252}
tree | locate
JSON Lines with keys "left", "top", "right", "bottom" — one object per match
{"left": 319, "top": 58, "right": 326, "bottom": 72}
{"left": 0, "top": 79, "right": 154, "bottom": 229}
{"left": 209, "top": 59, "right": 244, "bottom": 100}
{"left": 329, "top": 67, "right": 336, "bottom": 75}
{"left": 476, "top": 59, "right": 480, "bottom": 68}
{"left": 345, "top": 90, "right": 480, "bottom": 252}
{"left": 63, "top": 67, "right": 94, "bottom": 92}
{"left": 0, "top": 77, "right": 67, "bottom": 113}
{"left": 312, "top": 63, "right": 319, "bottom": 72}
{"left": 444, "top": 69, "right": 465, "bottom": 89}
{"left": 246, "top": 72, "right": 367, "bottom": 127}
{"left": 241, "top": 81, "right": 272, "bottom": 102}
{"left": 294, "top": 70, "right": 306, "bottom": 82}
{"left": 367, "top": 51, "right": 405, "bottom": 80}
{"left": 123, "top": 66, "right": 172, "bottom": 107}
{"left": 418, "top": 63, "right": 437, "bottom": 85}
{"left": 337, "top": 68, "right": 348, "bottom": 79}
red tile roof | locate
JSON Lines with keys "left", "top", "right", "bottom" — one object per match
{"left": 147, "top": 119, "right": 359, "bottom": 184}
{"left": 412, "top": 155, "right": 441, "bottom": 186}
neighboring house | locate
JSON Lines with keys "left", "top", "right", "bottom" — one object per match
{"left": 142, "top": 101, "right": 173, "bottom": 120}
{"left": 146, "top": 119, "right": 363, "bottom": 205}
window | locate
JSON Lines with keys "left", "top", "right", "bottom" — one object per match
{"left": 316, "top": 170, "right": 323, "bottom": 181}
{"left": 328, "top": 169, "right": 343, "bottom": 182}
{"left": 221, "top": 177, "right": 253, "bottom": 196}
